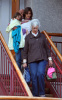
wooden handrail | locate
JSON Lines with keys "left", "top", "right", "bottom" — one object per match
{"left": 47, "top": 33, "right": 62, "bottom": 37}
{"left": 0, "top": 32, "right": 33, "bottom": 97}
{"left": 43, "top": 31, "right": 62, "bottom": 62}
{"left": 0, "top": 96, "right": 61, "bottom": 100}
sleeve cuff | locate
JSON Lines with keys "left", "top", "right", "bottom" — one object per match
{"left": 48, "top": 57, "right": 52, "bottom": 60}
{"left": 23, "top": 59, "right": 27, "bottom": 63}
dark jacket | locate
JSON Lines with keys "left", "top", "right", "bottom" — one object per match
{"left": 23, "top": 31, "right": 51, "bottom": 63}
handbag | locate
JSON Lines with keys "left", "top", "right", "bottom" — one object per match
{"left": 46, "top": 67, "right": 57, "bottom": 81}
{"left": 23, "top": 67, "right": 30, "bottom": 83}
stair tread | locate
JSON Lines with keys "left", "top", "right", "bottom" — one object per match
{"left": 45, "top": 94, "right": 53, "bottom": 97}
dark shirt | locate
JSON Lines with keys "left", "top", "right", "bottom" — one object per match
{"left": 23, "top": 30, "right": 51, "bottom": 63}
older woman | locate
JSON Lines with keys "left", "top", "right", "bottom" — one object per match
{"left": 23, "top": 19, "right": 53, "bottom": 97}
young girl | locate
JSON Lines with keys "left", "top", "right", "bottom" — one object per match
{"left": 6, "top": 12, "right": 25, "bottom": 70}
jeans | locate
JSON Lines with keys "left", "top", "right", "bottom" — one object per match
{"left": 29, "top": 60, "right": 47, "bottom": 96}
{"left": 15, "top": 48, "right": 22, "bottom": 70}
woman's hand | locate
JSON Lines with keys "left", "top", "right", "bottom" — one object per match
{"left": 23, "top": 63, "right": 27, "bottom": 68}
{"left": 49, "top": 60, "right": 53, "bottom": 66}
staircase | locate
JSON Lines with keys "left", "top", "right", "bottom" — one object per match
{"left": 0, "top": 32, "right": 32, "bottom": 96}
{"left": 29, "top": 82, "right": 53, "bottom": 97}
{"left": 0, "top": 31, "right": 62, "bottom": 98}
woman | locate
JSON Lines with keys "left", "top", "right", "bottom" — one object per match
{"left": 23, "top": 19, "right": 53, "bottom": 97}
{"left": 21, "top": 7, "right": 33, "bottom": 73}
{"left": 21, "top": 7, "right": 33, "bottom": 39}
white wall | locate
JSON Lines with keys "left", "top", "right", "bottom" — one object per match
{"left": 0, "top": 0, "right": 2, "bottom": 28}
{"left": 20, "top": 0, "right": 24, "bottom": 9}
{"left": 0, "top": 0, "right": 11, "bottom": 45}
{"left": 24, "top": 0, "right": 32, "bottom": 8}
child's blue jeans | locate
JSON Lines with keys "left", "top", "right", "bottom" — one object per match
{"left": 15, "top": 48, "right": 22, "bottom": 70}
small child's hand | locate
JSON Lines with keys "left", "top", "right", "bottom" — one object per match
{"left": 26, "top": 30, "right": 29, "bottom": 35}
{"left": 12, "top": 26, "right": 17, "bottom": 30}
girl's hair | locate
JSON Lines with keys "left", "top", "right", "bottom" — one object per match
{"left": 23, "top": 7, "right": 33, "bottom": 20}
{"left": 13, "top": 12, "right": 22, "bottom": 21}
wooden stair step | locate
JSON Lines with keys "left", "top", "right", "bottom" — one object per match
{"left": 45, "top": 88, "right": 50, "bottom": 94}
{"left": 45, "top": 94, "right": 53, "bottom": 97}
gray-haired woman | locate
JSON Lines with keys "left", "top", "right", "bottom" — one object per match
{"left": 23, "top": 19, "right": 53, "bottom": 97}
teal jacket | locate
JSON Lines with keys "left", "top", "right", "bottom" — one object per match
{"left": 12, "top": 26, "right": 21, "bottom": 53}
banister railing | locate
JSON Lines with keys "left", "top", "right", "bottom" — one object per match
{"left": 47, "top": 32, "right": 62, "bottom": 56}
{"left": 0, "top": 32, "right": 32, "bottom": 96}
{"left": 0, "top": 96, "right": 61, "bottom": 100}
{"left": 47, "top": 33, "right": 62, "bottom": 37}
{"left": 43, "top": 30, "right": 62, "bottom": 62}
{"left": 0, "top": 31, "right": 62, "bottom": 97}
{"left": 42, "top": 31, "right": 62, "bottom": 98}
